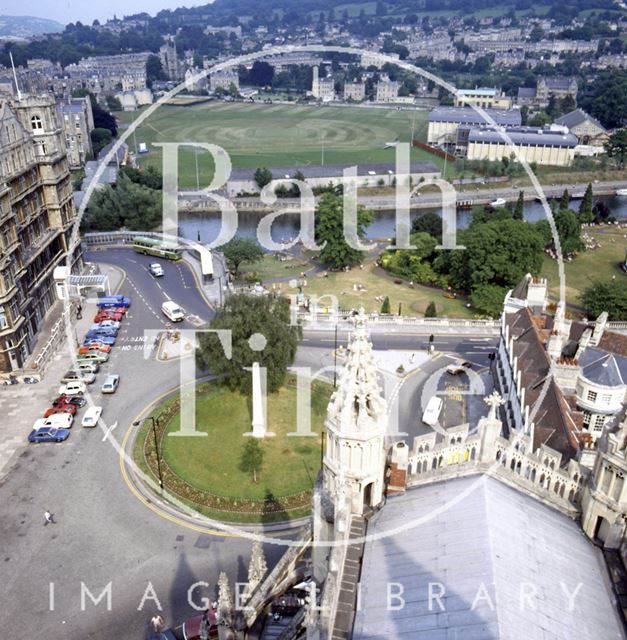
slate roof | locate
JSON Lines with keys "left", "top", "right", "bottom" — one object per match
{"left": 428, "top": 106, "right": 521, "bottom": 126}
{"left": 353, "top": 475, "right": 625, "bottom": 640}
{"left": 468, "top": 126, "right": 578, "bottom": 148}
{"left": 517, "top": 87, "right": 536, "bottom": 99}
{"left": 555, "top": 109, "right": 607, "bottom": 133}
{"left": 505, "top": 309, "right": 581, "bottom": 461}
{"left": 580, "top": 348, "right": 627, "bottom": 388}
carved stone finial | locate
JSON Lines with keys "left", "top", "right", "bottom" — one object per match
{"left": 247, "top": 540, "right": 267, "bottom": 588}
{"left": 484, "top": 391, "right": 505, "bottom": 422}
{"left": 217, "top": 571, "right": 233, "bottom": 624}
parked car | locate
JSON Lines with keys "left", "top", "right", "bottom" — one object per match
{"left": 89, "top": 320, "right": 120, "bottom": 331}
{"left": 76, "top": 351, "right": 109, "bottom": 364}
{"left": 94, "top": 310, "right": 124, "bottom": 322}
{"left": 33, "top": 414, "right": 74, "bottom": 430}
{"left": 101, "top": 374, "right": 120, "bottom": 394}
{"left": 58, "top": 381, "right": 87, "bottom": 396}
{"left": 78, "top": 342, "right": 111, "bottom": 355}
{"left": 81, "top": 406, "right": 103, "bottom": 428}
{"left": 61, "top": 370, "right": 96, "bottom": 384}
{"left": 52, "top": 395, "right": 86, "bottom": 408}
{"left": 77, "top": 361, "right": 100, "bottom": 374}
{"left": 180, "top": 611, "right": 218, "bottom": 640}
{"left": 28, "top": 426, "right": 70, "bottom": 443}
{"left": 96, "top": 295, "right": 131, "bottom": 308}
{"left": 149, "top": 263, "right": 164, "bottom": 277}
{"left": 84, "top": 331, "right": 116, "bottom": 344}
{"left": 44, "top": 404, "right": 77, "bottom": 418}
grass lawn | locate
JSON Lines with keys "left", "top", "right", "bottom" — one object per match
{"left": 159, "top": 379, "right": 330, "bottom": 502}
{"left": 539, "top": 228, "right": 627, "bottom": 308}
{"left": 275, "top": 256, "right": 475, "bottom": 317}
{"left": 119, "top": 102, "right": 440, "bottom": 189}
{"left": 238, "top": 254, "right": 309, "bottom": 282}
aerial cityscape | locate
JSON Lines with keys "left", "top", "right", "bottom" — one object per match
{"left": 0, "top": 0, "right": 626, "bottom": 638}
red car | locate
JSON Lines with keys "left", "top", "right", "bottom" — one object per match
{"left": 94, "top": 310, "right": 124, "bottom": 322}
{"left": 78, "top": 342, "right": 111, "bottom": 354}
{"left": 52, "top": 395, "right": 87, "bottom": 409}
{"left": 180, "top": 611, "right": 218, "bottom": 639}
{"left": 44, "top": 404, "right": 77, "bottom": 418}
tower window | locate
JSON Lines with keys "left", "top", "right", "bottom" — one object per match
{"left": 30, "top": 115, "right": 43, "bottom": 132}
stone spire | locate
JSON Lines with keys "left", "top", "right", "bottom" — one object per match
{"left": 217, "top": 571, "right": 233, "bottom": 625}
{"left": 246, "top": 541, "right": 267, "bottom": 594}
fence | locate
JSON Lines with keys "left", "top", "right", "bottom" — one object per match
{"left": 31, "top": 303, "right": 76, "bottom": 376}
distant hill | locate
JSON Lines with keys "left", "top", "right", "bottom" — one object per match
{"left": 0, "top": 15, "right": 64, "bottom": 39}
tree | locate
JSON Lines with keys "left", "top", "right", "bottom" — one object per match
{"left": 536, "top": 209, "right": 584, "bottom": 256}
{"left": 105, "top": 95, "right": 122, "bottom": 112}
{"left": 580, "top": 69, "right": 627, "bottom": 129}
{"left": 381, "top": 296, "right": 390, "bottom": 314}
{"left": 560, "top": 188, "right": 570, "bottom": 211}
{"left": 239, "top": 440, "right": 264, "bottom": 483}
{"left": 254, "top": 167, "right": 273, "bottom": 189}
{"left": 248, "top": 61, "right": 274, "bottom": 86}
{"left": 561, "top": 94, "right": 576, "bottom": 114}
{"left": 513, "top": 191, "right": 525, "bottom": 220}
{"left": 146, "top": 54, "right": 166, "bottom": 86}
{"left": 222, "top": 237, "right": 264, "bottom": 277}
{"left": 529, "top": 112, "right": 550, "bottom": 127}
{"left": 605, "top": 128, "right": 627, "bottom": 167}
{"left": 90, "top": 127, "right": 112, "bottom": 157}
{"left": 315, "top": 193, "right": 373, "bottom": 269}
{"left": 424, "top": 301, "right": 437, "bottom": 318}
{"left": 581, "top": 281, "right": 627, "bottom": 321}
{"left": 470, "top": 284, "right": 509, "bottom": 317}
{"left": 578, "top": 183, "right": 594, "bottom": 224}
{"left": 196, "top": 294, "right": 301, "bottom": 394}
{"left": 412, "top": 211, "right": 442, "bottom": 240}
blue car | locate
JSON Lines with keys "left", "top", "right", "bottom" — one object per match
{"left": 96, "top": 295, "right": 131, "bottom": 308}
{"left": 84, "top": 333, "right": 116, "bottom": 346}
{"left": 28, "top": 426, "right": 70, "bottom": 443}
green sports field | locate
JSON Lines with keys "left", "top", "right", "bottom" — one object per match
{"left": 119, "top": 102, "right": 440, "bottom": 189}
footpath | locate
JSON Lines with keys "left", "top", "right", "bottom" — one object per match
{"left": 0, "top": 264, "right": 123, "bottom": 483}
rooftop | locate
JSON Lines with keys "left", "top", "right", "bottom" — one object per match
{"left": 428, "top": 106, "right": 521, "bottom": 126}
{"left": 555, "top": 109, "right": 607, "bottom": 133}
{"left": 353, "top": 475, "right": 624, "bottom": 640}
{"left": 468, "top": 126, "right": 578, "bottom": 147}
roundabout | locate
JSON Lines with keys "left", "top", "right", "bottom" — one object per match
{"left": 131, "top": 377, "right": 332, "bottom": 524}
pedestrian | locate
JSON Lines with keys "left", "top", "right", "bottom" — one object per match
{"left": 151, "top": 614, "right": 164, "bottom": 632}
{"left": 76, "top": 304, "right": 82, "bottom": 320}
{"left": 43, "top": 510, "right": 55, "bottom": 525}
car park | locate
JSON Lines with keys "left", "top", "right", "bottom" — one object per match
{"left": 84, "top": 331, "right": 116, "bottom": 344}
{"left": 81, "top": 406, "right": 103, "bottom": 428}
{"left": 78, "top": 342, "right": 111, "bottom": 355}
{"left": 33, "top": 414, "right": 74, "bottom": 430}
{"left": 149, "top": 263, "right": 164, "bottom": 277}
{"left": 101, "top": 374, "right": 120, "bottom": 394}
{"left": 90, "top": 320, "right": 120, "bottom": 331}
{"left": 77, "top": 351, "right": 109, "bottom": 364}
{"left": 61, "top": 370, "right": 96, "bottom": 384}
{"left": 28, "top": 426, "right": 70, "bottom": 443}
{"left": 52, "top": 395, "right": 86, "bottom": 408}
{"left": 44, "top": 404, "right": 77, "bottom": 418}
{"left": 58, "top": 381, "right": 87, "bottom": 396}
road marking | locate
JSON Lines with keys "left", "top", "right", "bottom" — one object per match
{"left": 102, "top": 420, "right": 118, "bottom": 442}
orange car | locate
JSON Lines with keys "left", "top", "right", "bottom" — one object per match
{"left": 44, "top": 404, "right": 77, "bottom": 418}
{"left": 78, "top": 342, "right": 111, "bottom": 355}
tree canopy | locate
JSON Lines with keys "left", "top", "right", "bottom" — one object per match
{"left": 222, "top": 237, "right": 264, "bottom": 276}
{"left": 315, "top": 193, "right": 373, "bottom": 269}
{"left": 196, "top": 294, "right": 301, "bottom": 394}
{"left": 581, "top": 280, "right": 627, "bottom": 321}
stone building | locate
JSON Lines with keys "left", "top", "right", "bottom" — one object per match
{"left": 56, "top": 97, "right": 94, "bottom": 169}
{"left": 311, "top": 66, "right": 334, "bottom": 101}
{"left": 554, "top": 108, "right": 609, "bottom": 150}
{"left": 0, "top": 95, "right": 81, "bottom": 373}
{"left": 343, "top": 81, "right": 365, "bottom": 102}
{"left": 516, "top": 76, "right": 578, "bottom": 108}
{"left": 375, "top": 80, "right": 399, "bottom": 103}
{"left": 454, "top": 86, "right": 513, "bottom": 109}
{"left": 209, "top": 70, "right": 239, "bottom": 93}
{"left": 159, "top": 37, "right": 182, "bottom": 81}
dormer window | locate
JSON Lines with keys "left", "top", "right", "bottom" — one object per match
{"left": 31, "top": 115, "right": 43, "bottom": 132}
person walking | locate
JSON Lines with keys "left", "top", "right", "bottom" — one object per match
{"left": 43, "top": 510, "right": 55, "bottom": 525}
{"left": 151, "top": 614, "right": 165, "bottom": 633}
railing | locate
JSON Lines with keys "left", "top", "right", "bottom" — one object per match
{"left": 31, "top": 303, "right": 76, "bottom": 375}
{"left": 608, "top": 322, "right": 627, "bottom": 330}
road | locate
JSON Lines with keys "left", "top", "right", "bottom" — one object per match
{"left": 0, "top": 252, "right": 499, "bottom": 639}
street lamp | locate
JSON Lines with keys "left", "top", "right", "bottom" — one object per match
{"left": 133, "top": 416, "right": 164, "bottom": 492}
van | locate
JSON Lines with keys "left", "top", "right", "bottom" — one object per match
{"left": 422, "top": 396, "right": 443, "bottom": 427}
{"left": 96, "top": 295, "right": 131, "bottom": 308}
{"left": 161, "top": 300, "right": 185, "bottom": 322}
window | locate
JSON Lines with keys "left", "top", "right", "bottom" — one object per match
{"left": 9, "top": 298, "right": 18, "bottom": 322}
{"left": 0, "top": 308, "right": 7, "bottom": 329}
{"left": 30, "top": 115, "right": 43, "bottom": 132}
{"left": 594, "top": 415, "right": 606, "bottom": 432}
{"left": 587, "top": 390, "right": 597, "bottom": 402}
{"left": 582, "top": 411, "right": 591, "bottom": 427}
{"left": 601, "top": 394, "right": 612, "bottom": 405}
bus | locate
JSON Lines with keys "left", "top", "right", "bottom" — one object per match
{"left": 133, "top": 236, "right": 182, "bottom": 261}
{"left": 422, "top": 396, "right": 443, "bottom": 427}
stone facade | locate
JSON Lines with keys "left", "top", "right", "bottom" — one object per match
{"left": 375, "top": 80, "right": 399, "bottom": 103}
{"left": 343, "top": 81, "right": 365, "bottom": 102}
{"left": 0, "top": 95, "right": 81, "bottom": 373}
{"left": 57, "top": 97, "right": 94, "bottom": 169}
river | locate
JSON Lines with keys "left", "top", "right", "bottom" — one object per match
{"left": 178, "top": 195, "right": 627, "bottom": 245}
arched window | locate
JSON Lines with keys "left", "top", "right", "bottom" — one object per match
{"left": 31, "top": 115, "right": 43, "bottom": 132}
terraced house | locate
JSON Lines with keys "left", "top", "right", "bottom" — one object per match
{"left": 0, "top": 94, "right": 81, "bottom": 373}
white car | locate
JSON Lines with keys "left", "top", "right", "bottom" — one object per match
{"left": 81, "top": 406, "right": 103, "bottom": 428}
{"left": 101, "top": 374, "right": 120, "bottom": 394}
{"left": 149, "top": 263, "right": 164, "bottom": 277}
{"left": 58, "top": 381, "right": 87, "bottom": 396}
{"left": 33, "top": 414, "right": 74, "bottom": 430}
